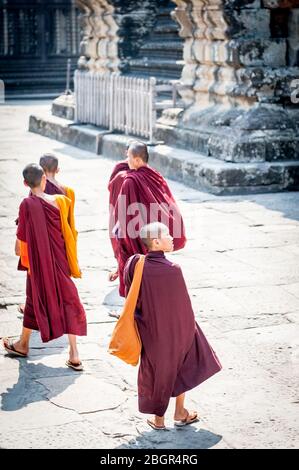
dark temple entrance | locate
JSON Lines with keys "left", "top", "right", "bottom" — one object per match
{"left": 0, "top": 0, "right": 80, "bottom": 98}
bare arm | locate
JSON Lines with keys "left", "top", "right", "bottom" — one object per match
{"left": 15, "top": 238, "right": 21, "bottom": 256}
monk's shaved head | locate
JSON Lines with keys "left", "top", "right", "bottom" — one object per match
{"left": 23, "top": 163, "right": 44, "bottom": 188}
{"left": 39, "top": 153, "right": 58, "bottom": 173}
{"left": 140, "top": 222, "right": 169, "bottom": 249}
{"left": 126, "top": 139, "right": 140, "bottom": 151}
{"left": 128, "top": 142, "right": 149, "bottom": 163}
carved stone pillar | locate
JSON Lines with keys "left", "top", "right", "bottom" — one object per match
{"left": 159, "top": 0, "right": 299, "bottom": 166}
{"left": 171, "top": 0, "right": 196, "bottom": 105}
{"left": 75, "top": 0, "right": 119, "bottom": 72}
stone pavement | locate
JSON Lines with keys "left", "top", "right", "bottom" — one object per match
{"left": 0, "top": 101, "right": 299, "bottom": 449}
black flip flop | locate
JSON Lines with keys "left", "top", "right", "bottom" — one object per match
{"left": 2, "top": 338, "right": 27, "bottom": 357}
{"left": 65, "top": 360, "right": 84, "bottom": 371}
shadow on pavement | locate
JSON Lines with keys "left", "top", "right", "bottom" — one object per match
{"left": 1, "top": 357, "right": 79, "bottom": 412}
{"left": 116, "top": 424, "right": 222, "bottom": 449}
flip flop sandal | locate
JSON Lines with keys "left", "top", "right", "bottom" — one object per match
{"left": 174, "top": 411, "right": 199, "bottom": 427}
{"left": 146, "top": 419, "right": 167, "bottom": 431}
{"left": 65, "top": 360, "right": 84, "bottom": 371}
{"left": 108, "top": 311, "right": 120, "bottom": 319}
{"left": 2, "top": 338, "right": 27, "bottom": 357}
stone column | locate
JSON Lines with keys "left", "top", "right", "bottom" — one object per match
{"left": 163, "top": 0, "right": 299, "bottom": 164}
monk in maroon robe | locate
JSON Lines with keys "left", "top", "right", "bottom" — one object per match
{"left": 114, "top": 142, "right": 186, "bottom": 297}
{"left": 17, "top": 153, "right": 75, "bottom": 314}
{"left": 124, "top": 222, "right": 222, "bottom": 430}
{"left": 108, "top": 159, "right": 129, "bottom": 281}
{"left": 3, "top": 164, "right": 86, "bottom": 370}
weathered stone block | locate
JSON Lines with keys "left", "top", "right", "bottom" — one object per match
{"left": 229, "top": 39, "right": 287, "bottom": 67}
{"left": 51, "top": 94, "right": 75, "bottom": 120}
{"left": 265, "top": 136, "right": 299, "bottom": 161}
{"left": 288, "top": 9, "right": 299, "bottom": 65}
{"left": 233, "top": 106, "right": 295, "bottom": 130}
{"left": 207, "top": 132, "right": 267, "bottom": 162}
{"left": 224, "top": 8, "right": 271, "bottom": 39}
{"left": 203, "top": 162, "right": 285, "bottom": 188}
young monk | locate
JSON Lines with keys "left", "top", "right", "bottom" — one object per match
{"left": 3, "top": 164, "right": 86, "bottom": 370}
{"left": 123, "top": 222, "right": 222, "bottom": 430}
{"left": 39, "top": 153, "right": 75, "bottom": 209}
{"left": 114, "top": 142, "right": 186, "bottom": 297}
{"left": 17, "top": 153, "right": 76, "bottom": 314}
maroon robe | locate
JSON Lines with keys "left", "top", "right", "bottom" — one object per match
{"left": 115, "top": 166, "right": 187, "bottom": 296}
{"left": 15, "top": 179, "right": 65, "bottom": 227}
{"left": 108, "top": 161, "right": 130, "bottom": 259}
{"left": 17, "top": 195, "right": 87, "bottom": 342}
{"left": 44, "top": 179, "right": 65, "bottom": 195}
{"left": 124, "top": 251, "right": 222, "bottom": 417}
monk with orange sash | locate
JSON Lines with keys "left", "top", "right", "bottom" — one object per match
{"left": 124, "top": 222, "right": 222, "bottom": 430}
{"left": 3, "top": 164, "right": 86, "bottom": 370}
{"left": 17, "top": 153, "right": 77, "bottom": 314}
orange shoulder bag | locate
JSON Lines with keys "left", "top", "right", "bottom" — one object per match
{"left": 108, "top": 255, "right": 145, "bottom": 366}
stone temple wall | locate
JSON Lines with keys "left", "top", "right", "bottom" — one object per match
{"left": 158, "top": 0, "right": 299, "bottom": 163}
{"left": 72, "top": 0, "right": 299, "bottom": 192}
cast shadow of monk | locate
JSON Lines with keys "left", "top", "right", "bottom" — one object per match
{"left": 103, "top": 286, "right": 124, "bottom": 309}
{"left": 116, "top": 424, "right": 223, "bottom": 449}
{"left": 1, "top": 356, "right": 80, "bottom": 412}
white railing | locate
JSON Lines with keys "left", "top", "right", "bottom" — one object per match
{"left": 75, "top": 70, "right": 157, "bottom": 141}
{"left": 74, "top": 70, "right": 182, "bottom": 142}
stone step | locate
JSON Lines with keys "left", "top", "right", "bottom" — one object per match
{"left": 28, "top": 108, "right": 299, "bottom": 195}
{"left": 2, "top": 66, "right": 76, "bottom": 77}
{"left": 149, "top": 22, "right": 180, "bottom": 40}
{"left": 154, "top": 22, "right": 179, "bottom": 34}
{"left": 4, "top": 76, "right": 71, "bottom": 85}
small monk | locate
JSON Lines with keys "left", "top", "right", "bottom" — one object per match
{"left": 3, "top": 164, "right": 86, "bottom": 371}
{"left": 114, "top": 142, "right": 187, "bottom": 297}
{"left": 39, "top": 153, "right": 75, "bottom": 208}
{"left": 123, "top": 222, "right": 222, "bottom": 429}
{"left": 17, "top": 153, "right": 76, "bottom": 314}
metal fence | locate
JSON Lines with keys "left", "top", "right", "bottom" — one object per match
{"left": 74, "top": 70, "right": 181, "bottom": 142}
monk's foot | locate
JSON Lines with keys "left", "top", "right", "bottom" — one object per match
{"left": 147, "top": 416, "right": 166, "bottom": 430}
{"left": 2, "top": 338, "right": 28, "bottom": 357}
{"left": 69, "top": 352, "right": 81, "bottom": 364}
{"left": 174, "top": 409, "right": 199, "bottom": 426}
{"left": 108, "top": 270, "right": 119, "bottom": 282}
{"left": 108, "top": 310, "right": 120, "bottom": 319}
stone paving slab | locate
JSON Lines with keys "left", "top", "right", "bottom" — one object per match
{"left": 37, "top": 375, "right": 127, "bottom": 414}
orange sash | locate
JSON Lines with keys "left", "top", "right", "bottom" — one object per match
{"left": 20, "top": 240, "right": 30, "bottom": 273}
{"left": 55, "top": 195, "right": 81, "bottom": 278}
{"left": 108, "top": 255, "right": 145, "bottom": 366}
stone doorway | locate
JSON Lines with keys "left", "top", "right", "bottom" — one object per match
{"left": 0, "top": 0, "right": 81, "bottom": 98}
